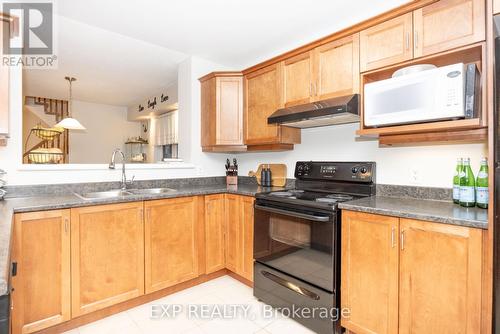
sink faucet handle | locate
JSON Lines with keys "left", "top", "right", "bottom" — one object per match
{"left": 126, "top": 175, "right": 135, "bottom": 186}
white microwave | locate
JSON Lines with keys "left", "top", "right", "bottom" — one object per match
{"left": 364, "top": 63, "right": 480, "bottom": 127}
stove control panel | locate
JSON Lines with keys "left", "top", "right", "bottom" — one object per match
{"left": 295, "top": 161, "right": 376, "bottom": 183}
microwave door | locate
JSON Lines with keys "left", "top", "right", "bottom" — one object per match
{"left": 364, "top": 73, "right": 436, "bottom": 127}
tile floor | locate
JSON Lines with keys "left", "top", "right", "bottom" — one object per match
{"left": 63, "top": 275, "right": 316, "bottom": 334}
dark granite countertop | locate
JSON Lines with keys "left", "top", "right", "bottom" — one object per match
{"left": 338, "top": 196, "right": 488, "bottom": 230}
{"left": 0, "top": 182, "right": 283, "bottom": 296}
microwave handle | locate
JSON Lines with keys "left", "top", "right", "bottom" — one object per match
{"left": 254, "top": 204, "right": 330, "bottom": 222}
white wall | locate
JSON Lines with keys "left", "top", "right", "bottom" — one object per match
{"left": 178, "top": 57, "right": 487, "bottom": 188}
{"left": 69, "top": 100, "right": 140, "bottom": 163}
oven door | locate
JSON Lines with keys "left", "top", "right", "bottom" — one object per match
{"left": 253, "top": 199, "right": 337, "bottom": 293}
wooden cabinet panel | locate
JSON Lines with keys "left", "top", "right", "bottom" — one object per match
{"left": 216, "top": 77, "right": 244, "bottom": 145}
{"left": 314, "top": 34, "right": 360, "bottom": 100}
{"left": 204, "top": 194, "right": 226, "bottom": 274}
{"left": 11, "top": 210, "right": 71, "bottom": 334}
{"left": 360, "top": 13, "right": 413, "bottom": 72}
{"left": 399, "top": 218, "right": 482, "bottom": 334}
{"left": 145, "top": 197, "right": 200, "bottom": 293}
{"left": 0, "top": 20, "right": 9, "bottom": 139}
{"left": 200, "top": 73, "right": 244, "bottom": 150}
{"left": 239, "top": 196, "right": 255, "bottom": 281}
{"left": 495, "top": 0, "right": 500, "bottom": 15}
{"left": 282, "top": 52, "right": 313, "bottom": 107}
{"left": 70, "top": 202, "right": 144, "bottom": 316}
{"left": 244, "top": 64, "right": 282, "bottom": 144}
{"left": 200, "top": 77, "right": 216, "bottom": 148}
{"left": 224, "top": 194, "right": 240, "bottom": 273}
{"left": 341, "top": 211, "right": 399, "bottom": 334}
{"left": 413, "top": 0, "right": 485, "bottom": 58}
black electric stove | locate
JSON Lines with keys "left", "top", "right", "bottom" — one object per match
{"left": 253, "top": 161, "right": 376, "bottom": 334}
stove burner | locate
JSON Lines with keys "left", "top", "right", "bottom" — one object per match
{"left": 326, "top": 194, "right": 354, "bottom": 201}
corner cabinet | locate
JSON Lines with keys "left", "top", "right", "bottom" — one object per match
{"left": 244, "top": 64, "right": 300, "bottom": 149}
{"left": 204, "top": 194, "right": 226, "bottom": 274}
{"left": 341, "top": 210, "right": 483, "bottom": 334}
{"left": 11, "top": 210, "right": 71, "bottom": 334}
{"left": 144, "top": 197, "right": 202, "bottom": 293}
{"left": 225, "top": 194, "right": 255, "bottom": 282}
{"left": 199, "top": 72, "right": 246, "bottom": 152}
{"left": 70, "top": 202, "right": 145, "bottom": 316}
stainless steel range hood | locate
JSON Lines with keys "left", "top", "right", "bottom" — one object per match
{"left": 267, "top": 94, "right": 359, "bottom": 128}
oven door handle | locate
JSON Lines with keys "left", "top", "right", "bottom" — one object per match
{"left": 254, "top": 204, "right": 330, "bottom": 222}
{"left": 261, "top": 270, "right": 320, "bottom": 300}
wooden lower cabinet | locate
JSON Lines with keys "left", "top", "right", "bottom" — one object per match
{"left": 204, "top": 194, "right": 226, "bottom": 274}
{"left": 399, "top": 218, "right": 482, "bottom": 334}
{"left": 144, "top": 197, "right": 202, "bottom": 293}
{"left": 11, "top": 210, "right": 71, "bottom": 334}
{"left": 341, "top": 211, "right": 483, "bottom": 334}
{"left": 70, "top": 202, "right": 144, "bottom": 317}
{"left": 341, "top": 211, "right": 399, "bottom": 334}
{"left": 225, "top": 194, "right": 255, "bottom": 282}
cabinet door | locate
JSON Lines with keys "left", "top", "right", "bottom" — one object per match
{"left": 244, "top": 64, "right": 282, "bottom": 144}
{"left": 204, "top": 194, "right": 226, "bottom": 274}
{"left": 399, "top": 218, "right": 482, "bottom": 334}
{"left": 282, "top": 51, "right": 314, "bottom": 107}
{"left": 0, "top": 20, "right": 9, "bottom": 137}
{"left": 239, "top": 196, "right": 255, "bottom": 282}
{"left": 413, "top": 0, "right": 485, "bottom": 58}
{"left": 145, "top": 197, "right": 201, "bottom": 293}
{"left": 341, "top": 211, "right": 399, "bottom": 334}
{"left": 314, "top": 33, "right": 360, "bottom": 100}
{"left": 70, "top": 202, "right": 144, "bottom": 316}
{"left": 360, "top": 13, "right": 413, "bottom": 72}
{"left": 225, "top": 194, "right": 240, "bottom": 273}
{"left": 216, "top": 76, "right": 244, "bottom": 145}
{"left": 11, "top": 210, "right": 71, "bottom": 334}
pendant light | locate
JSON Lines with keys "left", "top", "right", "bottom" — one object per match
{"left": 55, "top": 76, "right": 86, "bottom": 130}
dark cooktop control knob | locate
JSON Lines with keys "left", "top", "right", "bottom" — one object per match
{"left": 351, "top": 167, "right": 358, "bottom": 174}
{"left": 360, "top": 167, "right": 368, "bottom": 174}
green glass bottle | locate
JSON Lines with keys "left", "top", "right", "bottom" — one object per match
{"left": 452, "top": 158, "right": 463, "bottom": 204}
{"left": 459, "top": 158, "right": 475, "bottom": 207}
{"left": 476, "top": 157, "right": 489, "bottom": 209}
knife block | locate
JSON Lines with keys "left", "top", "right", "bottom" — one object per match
{"left": 226, "top": 175, "right": 238, "bottom": 186}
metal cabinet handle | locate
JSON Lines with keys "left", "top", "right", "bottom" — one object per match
{"left": 64, "top": 218, "right": 69, "bottom": 234}
{"left": 254, "top": 204, "right": 330, "bottom": 222}
{"left": 261, "top": 270, "right": 320, "bottom": 300}
{"left": 401, "top": 229, "right": 406, "bottom": 250}
{"left": 414, "top": 31, "right": 418, "bottom": 50}
{"left": 391, "top": 227, "right": 396, "bottom": 248}
{"left": 405, "top": 32, "right": 410, "bottom": 51}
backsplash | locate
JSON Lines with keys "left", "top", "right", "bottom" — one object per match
{"left": 376, "top": 184, "right": 452, "bottom": 201}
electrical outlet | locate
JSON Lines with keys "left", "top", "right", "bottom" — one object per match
{"left": 409, "top": 168, "right": 422, "bottom": 185}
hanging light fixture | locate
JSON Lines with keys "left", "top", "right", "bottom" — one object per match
{"left": 55, "top": 76, "right": 86, "bottom": 130}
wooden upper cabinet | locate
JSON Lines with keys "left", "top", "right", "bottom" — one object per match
{"left": 495, "top": 0, "right": 500, "bottom": 15}
{"left": 341, "top": 211, "right": 399, "bottom": 334}
{"left": 200, "top": 72, "right": 245, "bottom": 151}
{"left": 399, "top": 218, "right": 482, "bottom": 334}
{"left": 204, "top": 194, "right": 226, "bottom": 274}
{"left": 11, "top": 210, "right": 71, "bottom": 334}
{"left": 313, "top": 33, "right": 360, "bottom": 100}
{"left": 244, "top": 63, "right": 300, "bottom": 146}
{"left": 360, "top": 13, "right": 413, "bottom": 72}
{"left": 145, "top": 197, "right": 201, "bottom": 293}
{"left": 413, "top": 0, "right": 485, "bottom": 57}
{"left": 70, "top": 202, "right": 144, "bottom": 316}
{"left": 282, "top": 51, "right": 314, "bottom": 107}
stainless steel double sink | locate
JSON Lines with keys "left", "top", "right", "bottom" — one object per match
{"left": 75, "top": 188, "right": 177, "bottom": 200}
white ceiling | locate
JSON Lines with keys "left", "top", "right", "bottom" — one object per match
{"left": 24, "top": 0, "right": 410, "bottom": 106}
